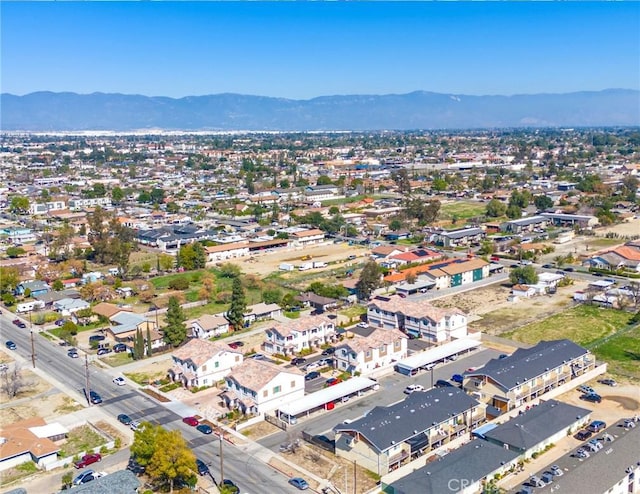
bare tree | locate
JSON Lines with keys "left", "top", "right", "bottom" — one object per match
{"left": 1, "top": 363, "right": 28, "bottom": 398}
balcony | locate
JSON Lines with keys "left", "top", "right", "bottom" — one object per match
{"left": 388, "top": 450, "right": 410, "bottom": 466}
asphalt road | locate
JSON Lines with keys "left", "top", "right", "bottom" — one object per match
{"left": 258, "top": 347, "right": 503, "bottom": 451}
{"left": 0, "top": 313, "right": 302, "bottom": 494}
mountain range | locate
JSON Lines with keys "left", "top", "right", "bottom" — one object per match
{"left": 1, "top": 89, "right": 638, "bottom": 131}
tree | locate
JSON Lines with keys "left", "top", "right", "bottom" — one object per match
{"left": 150, "top": 188, "right": 165, "bottom": 205}
{"left": 227, "top": 277, "right": 247, "bottom": 331}
{"left": 133, "top": 328, "right": 145, "bottom": 360}
{"left": 405, "top": 272, "right": 417, "bottom": 285}
{"left": 485, "top": 199, "right": 507, "bottom": 218}
{"left": 1, "top": 363, "right": 28, "bottom": 398}
{"left": 316, "top": 175, "right": 333, "bottom": 186}
{"left": 61, "top": 471, "right": 74, "bottom": 490}
{"left": 505, "top": 204, "right": 522, "bottom": 219}
{"left": 478, "top": 241, "right": 495, "bottom": 256}
{"left": 509, "top": 266, "right": 539, "bottom": 285}
{"left": 158, "top": 254, "right": 175, "bottom": 272}
{"left": 356, "top": 261, "right": 382, "bottom": 300}
{"left": 0, "top": 267, "right": 20, "bottom": 295}
{"left": 177, "top": 242, "right": 206, "bottom": 271}
{"left": 392, "top": 169, "right": 411, "bottom": 195}
{"left": 389, "top": 218, "right": 403, "bottom": 232}
{"left": 111, "top": 186, "right": 125, "bottom": 204}
{"left": 146, "top": 327, "right": 153, "bottom": 357}
{"left": 52, "top": 279, "right": 64, "bottom": 291}
{"left": 5, "top": 246, "right": 25, "bottom": 258}
{"left": 166, "top": 201, "right": 180, "bottom": 214}
{"left": 146, "top": 428, "right": 197, "bottom": 493}
{"left": 87, "top": 207, "right": 136, "bottom": 272}
{"left": 9, "top": 196, "right": 29, "bottom": 214}
{"left": 137, "top": 191, "right": 152, "bottom": 203}
{"left": 131, "top": 422, "right": 162, "bottom": 466}
{"left": 164, "top": 296, "right": 187, "bottom": 347}
{"left": 403, "top": 198, "right": 441, "bottom": 226}
{"left": 218, "top": 263, "right": 242, "bottom": 278}
{"left": 534, "top": 194, "right": 554, "bottom": 211}
{"left": 262, "top": 288, "right": 283, "bottom": 305}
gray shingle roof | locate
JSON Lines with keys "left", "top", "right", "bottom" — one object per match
{"left": 467, "top": 339, "right": 589, "bottom": 391}
{"left": 334, "top": 387, "right": 479, "bottom": 453}
{"left": 483, "top": 399, "right": 591, "bottom": 452}
{"left": 388, "top": 439, "right": 519, "bottom": 494}
{"left": 63, "top": 470, "right": 140, "bottom": 493}
{"left": 439, "top": 227, "right": 484, "bottom": 239}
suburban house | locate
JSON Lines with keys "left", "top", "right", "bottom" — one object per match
{"left": 188, "top": 314, "right": 230, "bottom": 339}
{"left": 540, "top": 212, "right": 599, "bottom": 228}
{"left": 367, "top": 297, "right": 467, "bottom": 342}
{"left": 0, "top": 418, "right": 66, "bottom": 471}
{"left": 511, "top": 284, "right": 536, "bottom": 299}
{"left": 333, "top": 327, "right": 408, "bottom": 375}
{"left": 242, "top": 302, "right": 282, "bottom": 325}
{"left": 584, "top": 243, "right": 640, "bottom": 273}
{"left": 295, "top": 292, "right": 339, "bottom": 313}
{"left": 221, "top": 359, "right": 305, "bottom": 415}
{"left": 334, "top": 388, "right": 484, "bottom": 475}
{"left": 205, "top": 241, "right": 250, "bottom": 263}
{"left": 52, "top": 297, "right": 90, "bottom": 316}
{"left": 386, "top": 439, "right": 519, "bottom": 494}
{"left": 169, "top": 339, "right": 243, "bottom": 388}
{"left": 433, "top": 227, "right": 486, "bottom": 248}
{"left": 463, "top": 339, "right": 596, "bottom": 412}
{"left": 107, "top": 311, "right": 161, "bottom": 348}
{"left": 263, "top": 314, "right": 337, "bottom": 355}
{"left": 15, "top": 280, "right": 50, "bottom": 297}
{"left": 423, "top": 258, "right": 490, "bottom": 289}
{"left": 288, "top": 228, "right": 325, "bottom": 246}
{"left": 481, "top": 399, "right": 591, "bottom": 458}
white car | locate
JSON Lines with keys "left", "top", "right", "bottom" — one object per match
{"left": 404, "top": 384, "right": 425, "bottom": 394}
{"left": 356, "top": 322, "right": 369, "bottom": 328}
{"left": 113, "top": 377, "right": 126, "bottom": 386}
{"left": 304, "top": 362, "right": 320, "bottom": 372}
{"left": 130, "top": 420, "right": 142, "bottom": 431}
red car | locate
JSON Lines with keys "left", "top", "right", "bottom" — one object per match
{"left": 74, "top": 453, "right": 102, "bottom": 469}
{"left": 326, "top": 377, "right": 342, "bottom": 387}
{"left": 182, "top": 416, "right": 199, "bottom": 427}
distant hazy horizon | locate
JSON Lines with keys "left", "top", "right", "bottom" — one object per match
{"left": 2, "top": 2, "right": 639, "bottom": 99}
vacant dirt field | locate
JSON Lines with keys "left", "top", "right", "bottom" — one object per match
{"left": 596, "top": 217, "right": 640, "bottom": 238}
{"left": 226, "top": 242, "right": 371, "bottom": 277}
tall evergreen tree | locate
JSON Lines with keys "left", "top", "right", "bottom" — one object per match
{"left": 227, "top": 277, "right": 247, "bottom": 331}
{"left": 356, "top": 261, "right": 382, "bottom": 300}
{"left": 164, "top": 296, "right": 187, "bottom": 347}
{"left": 134, "top": 328, "right": 145, "bottom": 360}
{"left": 146, "top": 327, "right": 153, "bottom": 357}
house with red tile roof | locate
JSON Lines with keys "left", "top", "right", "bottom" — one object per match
{"left": 0, "top": 418, "right": 64, "bottom": 471}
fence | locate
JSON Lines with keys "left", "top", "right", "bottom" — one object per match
{"left": 264, "top": 413, "right": 288, "bottom": 431}
{"left": 301, "top": 430, "right": 335, "bottom": 454}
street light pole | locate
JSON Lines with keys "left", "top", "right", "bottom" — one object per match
{"left": 85, "top": 353, "right": 91, "bottom": 407}
{"left": 29, "top": 311, "right": 36, "bottom": 369}
{"left": 219, "top": 428, "right": 224, "bottom": 483}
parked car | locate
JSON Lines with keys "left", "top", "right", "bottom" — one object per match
{"left": 97, "top": 348, "right": 111, "bottom": 356}
{"left": 574, "top": 448, "right": 590, "bottom": 458}
{"left": 130, "top": 420, "right": 143, "bottom": 431}
{"left": 182, "top": 416, "right": 199, "bottom": 427}
{"left": 623, "top": 419, "right": 637, "bottom": 429}
{"left": 196, "top": 424, "right": 213, "bottom": 435}
{"left": 221, "top": 479, "right": 240, "bottom": 494}
{"left": 127, "top": 457, "right": 145, "bottom": 475}
{"left": 576, "top": 430, "right": 593, "bottom": 441}
{"left": 588, "top": 438, "right": 603, "bottom": 451}
{"left": 578, "top": 385, "right": 595, "bottom": 395}
{"left": 451, "top": 374, "right": 464, "bottom": 384}
{"left": 317, "top": 358, "right": 333, "bottom": 367}
{"left": 304, "top": 362, "right": 320, "bottom": 372}
{"left": 321, "top": 347, "right": 336, "bottom": 355}
{"left": 305, "top": 371, "right": 321, "bottom": 381}
{"left": 498, "top": 354, "right": 509, "bottom": 359}
{"left": 564, "top": 267, "right": 575, "bottom": 272}
{"left": 288, "top": 477, "right": 309, "bottom": 490}
{"left": 588, "top": 420, "right": 607, "bottom": 433}
{"left": 325, "top": 377, "right": 342, "bottom": 387}
{"left": 291, "top": 357, "right": 307, "bottom": 366}
{"left": 529, "top": 475, "right": 545, "bottom": 487}
{"left": 542, "top": 264, "right": 553, "bottom": 269}
{"left": 113, "top": 377, "right": 126, "bottom": 386}
{"left": 549, "top": 465, "right": 564, "bottom": 477}
{"left": 89, "top": 390, "right": 102, "bottom": 404}
{"left": 5, "top": 341, "right": 17, "bottom": 350}
{"left": 67, "top": 348, "right": 79, "bottom": 358}
{"left": 113, "top": 343, "right": 127, "bottom": 353}
{"left": 89, "top": 335, "right": 106, "bottom": 343}
{"left": 73, "top": 470, "right": 95, "bottom": 485}
{"left": 74, "top": 453, "right": 102, "bottom": 469}
{"left": 251, "top": 353, "right": 266, "bottom": 360}
{"left": 117, "top": 414, "right": 132, "bottom": 425}
{"left": 54, "top": 319, "right": 66, "bottom": 326}
{"left": 196, "top": 459, "right": 209, "bottom": 476}
{"left": 12, "top": 319, "right": 27, "bottom": 328}
{"left": 404, "top": 384, "right": 425, "bottom": 394}
{"left": 435, "top": 379, "right": 454, "bottom": 388}
{"left": 599, "top": 378, "right": 617, "bottom": 387}
{"left": 581, "top": 393, "right": 602, "bottom": 403}
{"left": 356, "top": 322, "right": 369, "bottom": 328}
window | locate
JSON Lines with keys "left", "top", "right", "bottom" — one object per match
{"left": 291, "top": 380, "right": 296, "bottom": 388}
{"left": 235, "top": 356, "right": 240, "bottom": 362}
{"left": 263, "top": 390, "right": 268, "bottom": 398}
{"left": 202, "top": 365, "right": 207, "bottom": 372}
{"left": 214, "top": 361, "right": 219, "bottom": 368}
{"left": 273, "top": 385, "right": 281, "bottom": 394}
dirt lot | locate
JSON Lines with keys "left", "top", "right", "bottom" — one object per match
{"left": 226, "top": 242, "right": 371, "bottom": 277}
{"left": 430, "top": 279, "right": 590, "bottom": 335}
{"left": 597, "top": 217, "right": 640, "bottom": 238}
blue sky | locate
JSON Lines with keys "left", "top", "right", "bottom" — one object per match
{"left": 2, "top": 2, "right": 639, "bottom": 99}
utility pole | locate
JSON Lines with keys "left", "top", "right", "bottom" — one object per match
{"left": 85, "top": 353, "right": 91, "bottom": 407}
{"left": 353, "top": 460, "right": 356, "bottom": 494}
{"left": 29, "top": 311, "right": 36, "bottom": 369}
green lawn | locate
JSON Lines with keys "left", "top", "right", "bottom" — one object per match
{"left": 592, "top": 325, "right": 640, "bottom": 379}
{"left": 58, "top": 425, "right": 106, "bottom": 458}
{"left": 503, "top": 305, "right": 631, "bottom": 347}
{"left": 439, "top": 201, "right": 486, "bottom": 221}
{"left": 585, "top": 238, "right": 626, "bottom": 249}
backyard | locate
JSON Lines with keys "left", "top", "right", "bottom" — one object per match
{"left": 438, "top": 200, "right": 487, "bottom": 223}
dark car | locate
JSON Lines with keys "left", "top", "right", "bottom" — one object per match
{"left": 564, "top": 267, "right": 575, "bottom": 272}
{"left": 89, "top": 335, "right": 106, "bottom": 343}
{"left": 89, "top": 390, "right": 102, "bottom": 404}
{"left": 435, "top": 379, "right": 455, "bottom": 388}
{"left": 592, "top": 272, "right": 603, "bottom": 277}
{"left": 305, "top": 371, "right": 321, "bottom": 381}
{"left": 55, "top": 319, "right": 66, "bottom": 326}
{"left": 117, "top": 414, "right": 132, "bottom": 425}
{"left": 12, "top": 318, "right": 26, "bottom": 328}
{"left": 322, "top": 347, "right": 336, "bottom": 355}
{"left": 67, "top": 348, "right": 79, "bottom": 358}
{"left": 196, "top": 459, "right": 209, "bottom": 476}
{"left": 451, "top": 374, "right": 464, "bottom": 384}
{"left": 581, "top": 393, "right": 602, "bottom": 403}
{"left": 74, "top": 453, "right": 102, "bottom": 469}
{"left": 542, "top": 264, "right": 553, "bottom": 269}
{"left": 73, "top": 470, "right": 95, "bottom": 485}
{"left": 291, "top": 357, "right": 307, "bottom": 366}
{"left": 113, "top": 343, "right": 127, "bottom": 353}
{"left": 127, "top": 457, "right": 145, "bottom": 475}
{"left": 576, "top": 430, "right": 593, "bottom": 441}
{"left": 599, "top": 378, "right": 617, "bottom": 387}
{"left": 221, "top": 479, "right": 240, "bottom": 494}
{"left": 5, "top": 341, "right": 17, "bottom": 350}
{"left": 196, "top": 424, "right": 213, "bottom": 435}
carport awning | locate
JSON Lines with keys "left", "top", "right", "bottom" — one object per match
{"left": 472, "top": 422, "right": 498, "bottom": 438}
{"left": 278, "top": 377, "right": 378, "bottom": 417}
{"left": 395, "top": 338, "right": 481, "bottom": 372}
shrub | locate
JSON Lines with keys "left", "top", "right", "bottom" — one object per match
{"left": 168, "top": 277, "right": 190, "bottom": 290}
